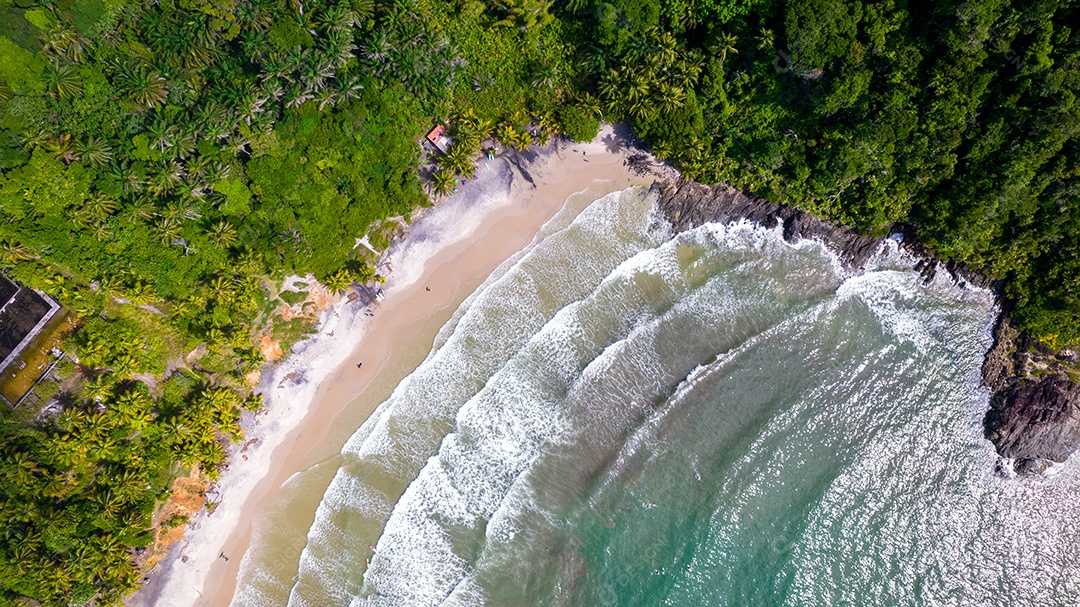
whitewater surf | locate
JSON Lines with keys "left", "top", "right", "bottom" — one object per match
{"left": 234, "top": 186, "right": 1080, "bottom": 607}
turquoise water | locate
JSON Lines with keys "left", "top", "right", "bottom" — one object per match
{"left": 237, "top": 187, "right": 1080, "bottom": 607}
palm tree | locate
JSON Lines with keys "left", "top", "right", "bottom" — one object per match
{"left": 157, "top": 218, "right": 182, "bottom": 245}
{"left": 148, "top": 160, "right": 184, "bottom": 195}
{"left": 109, "top": 161, "right": 144, "bottom": 194}
{"left": 657, "top": 82, "right": 685, "bottom": 112}
{"left": 161, "top": 418, "right": 194, "bottom": 445}
{"left": 187, "top": 154, "right": 213, "bottom": 178}
{"left": 455, "top": 108, "right": 481, "bottom": 131}
{"left": 678, "top": 53, "right": 704, "bottom": 90}
{"left": 43, "top": 133, "right": 77, "bottom": 163}
{"left": 208, "top": 275, "right": 237, "bottom": 301}
{"left": 105, "top": 355, "right": 134, "bottom": 381}
{"left": 0, "top": 240, "right": 35, "bottom": 264}
{"left": 170, "top": 128, "right": 198, "bottom": 160}
{"left": 42, "top": 25, "right": 91, "bottom": 63}
{"left": 757, "top": 28, "right": 775, "bottom": 50}
{"left": 207, "top": 387, "right": 237, "bottom": 409}
{"left": 118, "top": 65, "right": 168, "bottom": 109}
{"left": 335, "top": 73, "right": 364, "bottom": 101}
{"left": 626, "top": 73, "right": 649, "bottom": 103}
{"left": 234, "top": 248, "right": 264, "bottom": 275}
{"left": 3, "top": 450, "right": 38, "bottom": 490}
{"left": 715, "top": 33, "right": 739, "bottom": 66}
{"left": 205, "top": 327, "right": 226, "bottom": 349}
{"left": 315, "top": 88, "right": 337, "bottom": 110}
{"left": 67, "top": 206, "right": 93, "bottom": 228}
{"left": 86, "top": 194, "right": 118, "bottom": 222}
{"left": 127, "top": 281, "right": 156, "bottom": 306}
{"left": 656, "top": 32, "right": 680, "bottom": 66}
{"left": 493, "top": 0, "right": 555, "bottom": 33}
{"left": 147, "top": 116, "right": 178, "bottom": 153}
{"left": 441, "top": 142, "right": 475, "bottom": 176}
{"left": 456, "top": 158, "right": 476, "bottom": 179}
{"left": 323, "top": 269, "right": 352, "bottom": 294}
{"left": 85, "top": 376, "right": 114, "bottom": 403}
{"left": 92, "top": 222, "right": 114, "bottom": 242}
{"left": 429, "top": 169, "right": 457, "bottom": 198}
{"left": 96, "top": 275, "right": 124, "bottom": 301}
{"left": 75, "top": 136, "right": 112, "bottom": 167}
{"left": 510, "top": 127, "right": 532, "bottom": 151}
{"left": 206, "top": 160, "right": 231, "bottom": 182}
{"left": 40, "top": 273, "right": 70, "bottom": 298}
{"left": 598, "top": 71, "right": 622, "bottom": 109}
{"left": 494, "top": 124, "right": 518, "bottom": 150}
{"left": 628, "top": 98, "right": 650, "bottom": 119}
{"left": 531, "top": 63, "right": 559, "bottom": 89}
{"left": 258, "top": 79, "right": 284, "bottom": 105}
{"left": 239, "top": 3, "right": 272, "bottom": 32}
{"left": 578, "top": 92, "right": 602, "bottom": 118}
{"left": 43, "top": 63, "right": 82, "bottom": 98}
{"left": 651, "top": 140, "right": 673, "bottom": 160}
{"left": 207, "top": 220, "right": 237, "bottom": 248}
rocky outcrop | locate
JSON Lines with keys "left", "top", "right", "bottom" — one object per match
{"left": 652, "top": 179, "right": 1079, "bottom": 477}
{"left": 982, "top": 316, "right": 1080, "bottom": 475}
{"left": 653, "top": 180, "right": 882, "bottom": 267}
{"left": 651, "top": 180, "right": 997, "bottom": 289}
{"left": 984, "top": 375, "right": 1080, "bottom": 475}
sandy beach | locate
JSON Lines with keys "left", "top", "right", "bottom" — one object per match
{"left": 127, "top": 126, "right": 667, "bottom": 607}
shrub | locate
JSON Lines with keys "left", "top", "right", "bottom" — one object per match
{"left": 558, "top": 103, "right": 600, "bottom": 143}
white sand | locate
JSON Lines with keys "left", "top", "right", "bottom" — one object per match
{"left": 125, "top": 125, "right": 670, "bottom": 607}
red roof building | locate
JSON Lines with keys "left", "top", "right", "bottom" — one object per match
{"left": 425, "top": 124, "right": 452, "bottom": 154}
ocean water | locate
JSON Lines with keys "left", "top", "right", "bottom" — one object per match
{"left": 235, "top": 187, "right": 1080, "bottom": 607}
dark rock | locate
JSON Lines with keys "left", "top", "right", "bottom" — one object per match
{"left": 981, "top": 315, "right": 1080, "bottom": 475}
{"left": 981, "top": 315, "right": 1019, "bottom": 394}
{"left": 984, "top": 374, "right": 1080, "bottom": 467}
{"left": 1012, "top": 458, "right": 1051, "bottom": 476}
{"left": 651, "top": 180, "right": 884, "bottom": 269}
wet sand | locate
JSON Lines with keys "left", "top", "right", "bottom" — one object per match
{"left": 127, "top": 127, "right": 665, "bottom": 607}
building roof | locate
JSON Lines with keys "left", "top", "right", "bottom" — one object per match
{"left": 425, "top": 124, "right": 452, "bottom": 153}
{"left": 0, "top": 276, "right": 63, "bottom": 409}
{"left": 0, "top": 277, "right": 60, "bottom": 373}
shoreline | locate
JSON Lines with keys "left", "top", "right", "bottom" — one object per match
{"left": 127, "top": 125, "right": 665, "bottom": 607}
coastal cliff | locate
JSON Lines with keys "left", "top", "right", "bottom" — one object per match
{"left": 651, "top": 179, "right": 1080, "bottom": 476}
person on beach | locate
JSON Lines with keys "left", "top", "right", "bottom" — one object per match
{"left": 357, "top": 362, "right": 363, "bottom": 369}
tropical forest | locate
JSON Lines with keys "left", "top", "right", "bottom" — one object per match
{"left": 0, "top": 0, "right": 1077, "bottom": 603}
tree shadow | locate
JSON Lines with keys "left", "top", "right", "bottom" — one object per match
{"left": 599, "top": 122, "right": 642, "bottom": 154}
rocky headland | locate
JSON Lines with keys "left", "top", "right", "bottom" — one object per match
{"left": 982, "top": 317, "right": 1080, "bottom": 475}
{"left": 651, "top": 179, "right": 1080, "bottom": 476}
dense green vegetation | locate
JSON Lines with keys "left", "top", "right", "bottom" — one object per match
{"left": 0, "top": 0, "right": 1078, "bottom": 603}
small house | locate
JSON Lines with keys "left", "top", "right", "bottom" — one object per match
{"left": 425, "top": 124, "right": 452, "bottom": 154}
